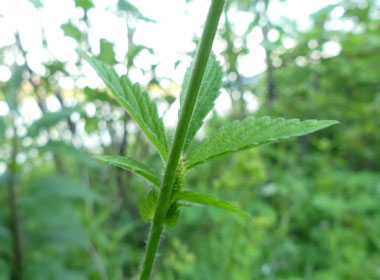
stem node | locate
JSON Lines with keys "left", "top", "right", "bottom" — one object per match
{"left": 139, "top": 0, "right": 225, "bottom": 279}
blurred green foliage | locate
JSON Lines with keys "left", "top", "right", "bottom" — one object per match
{"left": 0, "top": 0, "right": 379, "bottom": 279}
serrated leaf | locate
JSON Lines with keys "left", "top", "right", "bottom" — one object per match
{"left": 78, "top": 50, "right": 169, "bottom": 161}
{"left": 28, "top": 107, "right": 78, "bottom": 137}
{"left": 180, "top": 53, "right": 223, "bottom": 151}
{"left": 186, "top": 117, "right": 338, "bottom": 169}
{"left": 172, "top": 191, "right": 251, "bottom": 217}
{"left": 140, "top": 188, "right": 158, "bottom": 222}
{"left": 93, "top": 155, "right": 161, "bottom": 187}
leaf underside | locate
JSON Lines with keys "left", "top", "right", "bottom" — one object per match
{"left": 179, "top": 53, "right": 223, "bottom": 152}
{"left": 186, "top": 117, "right": 338, "bottom": 169}
{"left": 165, "top": 202, "right": 180, "bottom": 228}
{"left": 78, "top": 50, "right": 169, "bottom": 161}
{"left": 140, "top": 189, "right": 180, "bottom": 227}
{"left": 93, "top": 155, "right": 161, "bottom": 187}
{"left": 172, "top": 191, "right": 251, "bottom": 217}
{"left": 140, "top": 188, "right": 158, "bottom": 222}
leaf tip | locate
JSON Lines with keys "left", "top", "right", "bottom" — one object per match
{"left": 240, "top": 210, "right": 253, "bottom": 218}
{"left": 320, "top": 119, "right": 340, "bottom": 128}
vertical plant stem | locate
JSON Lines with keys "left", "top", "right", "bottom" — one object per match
{"left": 261, "top": 0, "right": 276, "bottom": 103}
{"left": 139, "top": 0, "right": 225, "bottom": 279}
{"left": 8, "top": 115, "right": 24, "bottom": 280}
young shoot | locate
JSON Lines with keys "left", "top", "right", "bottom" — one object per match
{"left": 78, "top": 0, "right": 338, "bottom": 278}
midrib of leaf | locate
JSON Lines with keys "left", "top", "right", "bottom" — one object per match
{"left": 179, "top": 53, "right": 222, "bottom": 152}
{"left": 185, "top": 117, "right": 338, "bottom": 169}
{"left": 78, "top": 50, "right": 169, "bottom": 161}
{"left": 93, "top": 155, "right": 161, "bottom": 187}
{"left": 172, "top": 191, "right": 251, "bottom": 217}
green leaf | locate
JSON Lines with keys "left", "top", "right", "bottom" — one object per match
{"left": 27, "top": 176, "right": 104, "bottom": 203}
{"left": 29, "top": 0, "right": 43, "bottom": 9}
{"left": 140, "top": 189, "right": 180, "bottom": 227}
{"left": 0, "top": 259, "right": 10, "bottom": 280}
{"left": 127, "top": 45, "right": 153, "bottom": 68}
{"left": 61, "top": 21, "right": 82, "bottom": 41}
{"left": 78, "top": 50, "right": 170, "bottom": 161}
{"left": 118, "top": 0, "right": 140, "bottom": 13}
{"left": 140, "top": 188, "right": 158, "bottom": 222}
{"left": 96, "top": 39, "right": 117, "bottom": 65}
{"left": 93, "top": 155, "right": 161, "bottom": 187}
{"left": 180, "top": 53, "right": 223, "bottom": 151}
{"left": 165, "top": 202, "right": 180, "bottom": 228}
{"left": 28, "top": 107, "right": 78, "bottom": 137}
{"left": 45, "top": 61, "right": 67, "bottom": 75}
{"left": 186, "top": 117, "right": 339, "bottom": 169}
{"left": 56, "top": 270, "right": 87, "bottom": 280}
{"left": 0, "top": 118, "right": 5, "bottom": 141}
{"left": 75, "top": 0, "right": 94, "bottom": 11}
{"left": 38, "top": 141, "right": 94, "bottom": 167}
{"left": 172, "top": 191, "right": 251, "bottom": 217}
{"left": 117, "top": 0, "right": 155, "bottom": 22}
{"left": 83, "top": 86, "right": 117, "bottom": 104}
{"left": 5, "top": 66, "right": 23, "bottom": 110}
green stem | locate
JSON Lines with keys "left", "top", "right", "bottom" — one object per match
{"left": 8, "top": 114, "right": 24, "bottom": 280}
{"left": 139, "top": 0, "right": 225, "bottom": 279}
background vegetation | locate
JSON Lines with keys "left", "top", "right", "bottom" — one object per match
{"left": 1, "top": 0, "right": 379, "bottom": 279}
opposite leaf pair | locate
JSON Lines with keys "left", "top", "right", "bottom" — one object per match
{"left": 79, "top": 50, "right": 338, "bottom": 225}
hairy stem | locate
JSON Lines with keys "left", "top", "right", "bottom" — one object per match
{"left": 139, "top": 0, "right": 225, "bottom": 279}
